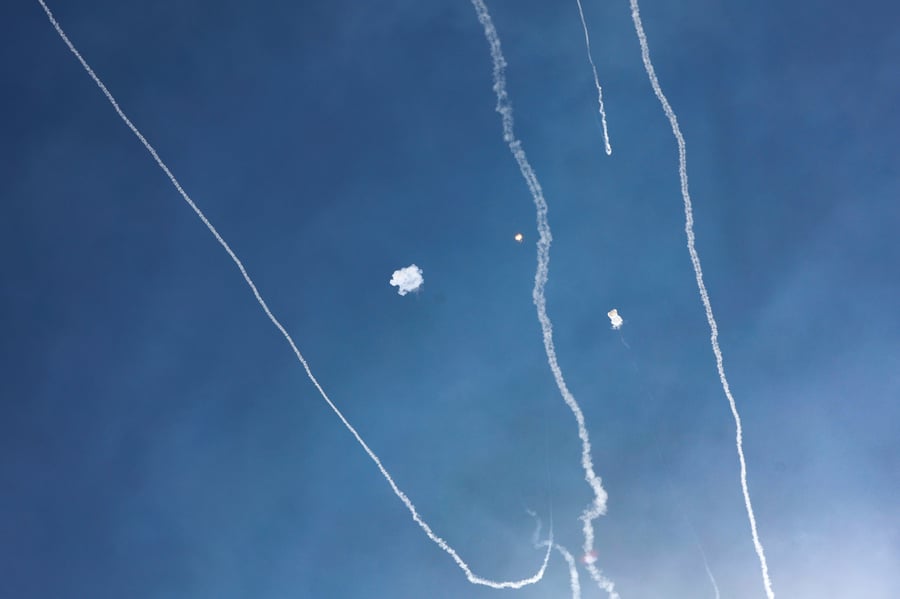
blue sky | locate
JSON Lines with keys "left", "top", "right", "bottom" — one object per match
{"left": 2, "top": 0, "right": 899, "bottom": 597}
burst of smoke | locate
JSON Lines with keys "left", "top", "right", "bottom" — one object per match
{"left": 390, "top": 264, "right": 424, "bottom": 296}
{"left": 607, "top": 308, "right": 623, "bottom": 330}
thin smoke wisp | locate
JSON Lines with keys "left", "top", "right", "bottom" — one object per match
{"left": 574, "top": 0, "right": 613, "bottom": 155}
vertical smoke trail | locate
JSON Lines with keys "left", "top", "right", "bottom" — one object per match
{"left": 36, "top": 0, "right": 553, "bottom": 590}
{"left": 528, "top": 510, "right": 582, "bottom": 599}
{"left": 627, "top": 1, "right": 775, "bottom": 597}
{"left": 574, "top": 0, "right": 613, "bottom": 155}
{"left": 703, "top": 554, "right": 722, "bottom": 599}
{"left": 661, "top": 451, "right": 723, "bottom": 599}
{"left": 470, "top": 2, "right": 617, "bottom": 597}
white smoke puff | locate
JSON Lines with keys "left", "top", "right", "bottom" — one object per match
{"left": 607, "top": 309, "right": 623, "bottom": 330}
{"left": 390, "top": 264, "right": 424, "bottom": 296}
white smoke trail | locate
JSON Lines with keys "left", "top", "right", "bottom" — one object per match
{"left": 470, "top": 2, "right": 616, "bottom": 597}
{"left": 661, "top": 453, "right": 723, "bottom": 599}
{"left": 583, "top": 557, "right": 619, "bottom": 598}
{"left": 703, "top": 554, "right": 722, "bottom": 599}
{"left": 681, "top": 504, "right": 721, "bottom": 599}
{"left": 684, "top": 513, "right": 721, "bottom": 599}
{"left": 574, "top": 0, "right": 613, "bottom": 155}
{"left": 36, "top": 0, "right": 553, "bottom": 590}
{"left": 528, "top": 510, "right": 582, "bottom": 599}
{"left": 628, "top": 1, "right": 775, "bottom": 597}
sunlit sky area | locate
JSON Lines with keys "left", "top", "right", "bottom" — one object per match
{"left": 2, "top": 0, "right": 899, "bottom": 597}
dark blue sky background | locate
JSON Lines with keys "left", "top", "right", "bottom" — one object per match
{"left": 2, "top": 0, "right": 898, "bottom": 597}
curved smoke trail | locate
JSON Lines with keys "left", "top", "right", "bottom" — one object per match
{"left": 36, "top": 0, "right": 552, "bottom": 590}
{"left": 528, "top": 509, "right": 582, "bottom": 599}
{"left": 628, "top": 1, "right": 775, "bottom": 597}
{"left": 470, "top": 1, "right": 617, "bottom": 597}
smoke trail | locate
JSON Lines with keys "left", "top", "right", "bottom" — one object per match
{"left": 702, "top": 552, "right": 722, "bottom": 599}
{"left": 662, "top": 432, "right": 723, "bottom": 599}
{"left": 470, "top": 2, "right": 616, "bottom": 597}
{"left": 627, "top": 1, "right": 775, "bottom": 597}
{"left": 574, "top": 0, "right": 612, "bottom": 155}
{"left": 678, "top": 511, "right": 721, "bottom": 599}
{"left": 528, "top": 510, "right": 582, "bottom": 599}
{"left": 675, "top": 491, "right": 721, "bottom": 599}
{"left": 666, "top": 471, "right": 722, "bottom": 599}
{"left": 36, "top": 0, "right": 552, "bottom": 590}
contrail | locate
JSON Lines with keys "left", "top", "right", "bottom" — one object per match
{"left": 36, "top": 0, "right": 552, "bottom": 590}
{"left": 574, "top": 0, "right": 613, "bottom": 155}
{"left": 470, "top": 2, "right": 616, "bottom": 597}
{"left": 627, "top": 1, "right": 775, "bottom": 597}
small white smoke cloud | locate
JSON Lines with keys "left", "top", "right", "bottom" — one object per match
{"left": 390, "top": 264, "right": 424, "bottom": 296}
{"left": 607, "top": 309, "right": 623, "bottom": 330}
